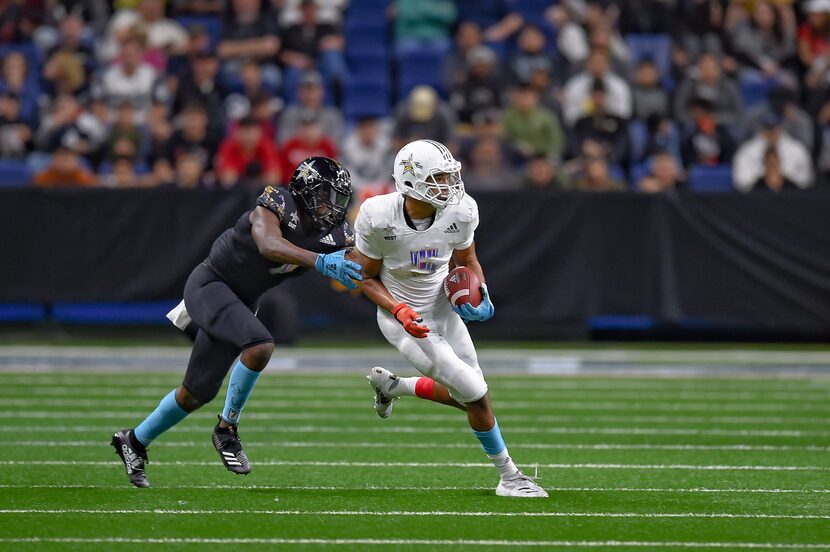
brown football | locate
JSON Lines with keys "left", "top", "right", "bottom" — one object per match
{"left": 444, "top": 267, "right": 482, "bottom": 308}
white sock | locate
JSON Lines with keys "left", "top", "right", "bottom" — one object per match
{"left": 385, "top": 375, "right": 419, "bottom": 397}
{"left": 487, "top": 448, "right": 519, "bottom": 479}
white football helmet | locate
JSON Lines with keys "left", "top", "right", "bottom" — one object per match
{"left": 392, "top": 139, "right": 464, "bottom": 208}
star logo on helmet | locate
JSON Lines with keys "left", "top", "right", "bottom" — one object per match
{"left": 298, "top": 167, "right": 311, "bottom": 180}
{"left": 399, "top": 154, "right": 422, "bottom": 176}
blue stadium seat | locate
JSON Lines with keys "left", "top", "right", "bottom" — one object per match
{"left": 0, "top": 43, "right": 42, "bottom": 74}
{"left": 740, "top": 76, "right": 778, "bottom": 108}
{"left": 345, "top": 27, "right": 389, "bottom": 56}
{"left": 687, "top": 164, "right": 734, "bottom": 192}
{"left": 343, "top": 82, "right": 390, "bottom": 121}
{"left": 0, "top": 304, "right": 47, "bottom": 322}
{"left": 589, "top": 315, "right": 656, "bottom": 330}
{"left": 175, "top": 16, "right": 223, "bottom": 49}
{"left": 396, "top": 49, "right": 444, "bottom": 97}
{"left": 628, "top": 120, "right": 650, "bottom": 162}
{"left": 0, "top": 160, "right": 33, "bottom": 187}
{"left": 347, "top": 51, "right": 390, "bottom": 84}
{"left": 344, "top": 6, "right": 387, "bottom": 27}
{"left": 52, "top": 302, "right": 179, "bottom": 324}
{"left": 630, "top": 163, "right": 651, "bottom": 190}
{"left": 514, "top": 0, "right": 551, "bottom": 22}
{"left": 625, "top": 34, "right": 672, "bottom": 80}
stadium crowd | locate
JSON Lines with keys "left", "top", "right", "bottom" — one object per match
{"left": 1, "top": 0, "right": 830, "bottom": 195}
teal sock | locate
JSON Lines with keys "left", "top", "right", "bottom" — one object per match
{"left": 133, "top": 389, "right": 188, "bottom": 446}
{"left": 221, "top": 359, "right": 261, "bottom": 424}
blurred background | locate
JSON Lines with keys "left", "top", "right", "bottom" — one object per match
{"left": 0, "top": 0, "right": 829, "bottom": 345}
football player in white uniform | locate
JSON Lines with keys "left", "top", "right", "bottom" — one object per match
{"left": 351, "top": 139, "right": 548, "bottom": 498}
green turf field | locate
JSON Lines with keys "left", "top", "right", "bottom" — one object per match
{"left": 0, "top": 369, "right": 829, "bottom": 551}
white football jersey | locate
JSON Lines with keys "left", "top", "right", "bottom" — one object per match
{"left": 355, "top": 192, "right": 479, "bottom": 312}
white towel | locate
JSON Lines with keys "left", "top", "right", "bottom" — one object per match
{"left": 166, "top": 299, "right": 192, "bottom": 331}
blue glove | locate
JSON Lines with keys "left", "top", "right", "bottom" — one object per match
{"left": 453, "top": 284, "right": 495, "bottom": 322}
{"left": 315, "top": 250, "right": 362, "bottom": 289}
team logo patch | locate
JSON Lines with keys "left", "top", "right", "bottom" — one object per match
{"left": 410, "top": 248, "right": 439, "bottom": 274}
{"left": 399, "top": 154, "right": 422, "bottom": 177}
{"left": 384, "top": 235, "right": 398, "bottom": 241}
{"left": 320, "top": 234, "right": 336, "bottom": 246}
{"left": 288, "top": 211, "right": 300, "bottom": 230}
{"left": 444, "top": 223, "right": 460, "bottom": 234}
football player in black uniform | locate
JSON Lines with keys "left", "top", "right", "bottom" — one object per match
{"left": 111, "top": 157, "right": 361, "bottom": 487}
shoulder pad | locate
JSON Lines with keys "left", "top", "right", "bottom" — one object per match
{"left": 257, "top": 186, "right": 287, "bottom": 220}
{"left": 456, "top": 193, "right": 478, "bottom": 223}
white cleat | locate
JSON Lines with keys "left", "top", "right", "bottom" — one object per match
{"left": 367, "top": 366, "right": 399, "bottom": 419}
{"left": 496, "top": 471, "right": 549, "bottom": 498}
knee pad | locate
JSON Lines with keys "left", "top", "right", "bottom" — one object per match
{"left": 439, "top": 363, "right": 488, "bottom": 404}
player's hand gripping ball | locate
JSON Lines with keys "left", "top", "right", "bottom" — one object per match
{"left": 444, "top": 267, "right": 494, "bottom": 322}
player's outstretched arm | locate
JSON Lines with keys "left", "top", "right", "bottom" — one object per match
{"left": 250, "top": 206, "right": 362, "bottom": 289}
{"left": 351, "top": 248, "right": 429, "bottom": 338}
{"left": 452, "top": 243, "right": 495, "bottom": 322}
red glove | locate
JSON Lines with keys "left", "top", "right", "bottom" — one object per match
{"left": 392, "top": 303, "right": 430, "bottom": 339}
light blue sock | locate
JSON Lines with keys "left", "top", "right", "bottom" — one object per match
{"left": 134, "top": 389, "right": 189, "bottom": 446}
{"left": 221, "top": 359, "right": 261, "bottom": 424}
{"left": 473, "top": 418, "right": 507, "bottom": 455}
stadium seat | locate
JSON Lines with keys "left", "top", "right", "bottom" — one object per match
{"left": 344, "top": 6, "right": 387, "bottom": 27}
{"left": 346, "top": 51, "right": 390, "bottom": 84}
{"left": 396, "top": 49, "right": 444, "bottom": 98}
{"left": 589, "top": 315, "right": 656, "bottom": 330}
{"left": 175, "top": 16, "right": 223, "bottom": 49}
{"left": 514, "top": 0, "right": 552, "bottom": 21}
{"left": 687, "top": 164, "right": 734, "bottom": 192}
{"left": 345, "top": 27, "right": 389, "bottom": 56}
{"left": 343, "top": 81, "right": 391, "bottom": 120}
{"left": 740, "top": 76, "right": 778, "bottom": 108}
{"left": 630, "top": 163, "right": 651, "bottom": 190}
{"left": 628, "top": 120, "right": 650, "bottom": 163}
{"left": 0, "top": 43, "right": 42, "bottom": 74}
{"left": 625, "top": 34, "right": 672, "bottom": 80}
{"left": 0, "top": 160, "right": 33, "bottom": 187}
{"left": 52, "top": 302, "right": 179, "bottom": 324}
{"left": 0, "top": 303, "right": 47, "bottom": 322}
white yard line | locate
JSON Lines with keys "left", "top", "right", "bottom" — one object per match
{"left": 6, "top": 440, "right": 829, "bottom": 452}
{"left": 0, "top": 484, "right": 828, "bottom": 494}
{"left": 0, "top": 420, "right": 825, "bottom": 437}
{"left": 0, "top": 509, "right": 827, "bottom": 519}
{"left": 2, "top": 460, "right": 828, "bottom": 471}
{"left": 0, "top": 538, "right": 828, "bottom": 548}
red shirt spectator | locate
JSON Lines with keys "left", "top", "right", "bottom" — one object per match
{"left": 216, "top": 117, "right": 283, "bottom": 188}
{"left": 281, "top": 116, "right": 338, "bottom": 172}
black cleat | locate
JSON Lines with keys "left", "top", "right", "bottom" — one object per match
{"left": 212, "top": 415, "right": 251, "bottom": 475}
{"left": 111, "top": 429, "right": 150, "bottom": 488}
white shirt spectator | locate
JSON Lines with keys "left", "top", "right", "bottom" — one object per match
{"left": 101, "top": 63, "right": 158, "bottom": 119}
{"left": 341, "top": 120, "right": 393, "bottom": 192}
{"left": 733, "top": 131, "right": 814, "bottom": 191}
{"left": 562, "top": 71, "right": 632, "bottom": 126}
{"left": 100, "top": 9, "right": 188, "bottom": 61}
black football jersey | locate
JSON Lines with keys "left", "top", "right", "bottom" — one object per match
{"left": 205, "top": 186, "right": 355, "bottom": 304}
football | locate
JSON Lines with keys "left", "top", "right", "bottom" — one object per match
{"left": 443, "top": 266, "right": 482, "bottom": 308}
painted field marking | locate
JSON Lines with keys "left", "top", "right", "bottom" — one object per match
{"left": 0, "top": 509, "right": 828, "bottom": 520}
{"left": 2, "top": 460, "right": 829, "bottom": 471}
{"left": 0, "top": 484, "right": 828, "bottom": 494}
{"left": 6, "top": 440, "right": 829, "bottom": 453}
{"left": 0, "top": 538, "right": 828, "bottom": 548}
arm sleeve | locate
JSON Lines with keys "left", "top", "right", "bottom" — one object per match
{"left": 354, "top": 204, "right": 383, "bottom": 260}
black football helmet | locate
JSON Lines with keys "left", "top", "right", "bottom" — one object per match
{"left": 288, "top": 157, "right": 353, "bottom": 231}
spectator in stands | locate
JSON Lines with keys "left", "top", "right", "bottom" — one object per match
{"left": 100, "top": 154, "right": 156, "bottom": 188}
{"left": 43, "top": 14, "right": 96, "bottom": 95}
{"left": 281, "top": 111, "right": 338, "bottom": 170}
{"left": 278, "top": 70, "right": 343, "bottom": 143}
{"left": 742, "top": 85, "right": 814, "bottom": 149}
{"left": 643, "top": 114, "right": 682, "bottom": 164}
{"left": 152, "top": 102, "right": 219, "bottom": 185}
{"left": 0, "top": 92, "right": 32, "bottom": 158}
{"left": 172, "top": 50, "right": 226, "bottom": 133}
{"left": 218, "top": 0, "right": 281, "bottom": 88}
{"left": 392, "top": 85, "right": 456, "bottom": 148}
{"left": 572, "top": 155, "right": 626, "bottom": 192}
{"left": 393, "top": 0, "right": 457, "bottom": 54}
{"left": 279, "top": 0, "right": 348, "bottom": 96}
{"left": 638, "top": 151, "right": 684, "bottom": 193}
{"left": 548, "top": 2, "right": 628, "bottom": 71}
{"left": 462, "top": 136, "right": 519, "bottom": 191}
{"left": 673, "top": 52, "right": 743, "bottom": 128}
{"left": 521, "top": 154, "right": 571, "bottom": 191}
{"left": 562, "top": 49, "right": 632, "bottom": 127}
{"left": 680, "top": 97, "right": 736, "bottom": 168}
{"left": 632, "top": 58, "right": 669, "bottom": 121}
{"left": 170, "top": 0, "right": 224, "bottom": 16}
{"left": 101, "top": 33, "right": 158, "bottom": 120}
{"left": 509, "top": 25, "right": 552, "bottom": 87}
{"left": 223, "top": 60, "right": 281, "bottom": 125}
{"left": 41, "top": 1, "right": 109, "bottom": 36}
{"left": 449, "top": 45, "right": 503, "bottom": 124}
{"left": 0, "top": 0, "right": 40, "bottom": 44}
{"left": 277, "top": 0, "right": 348, "bottom": 27}
{"left": 101, "top": 0, "right": 188, "bottom": 66}
{"left": 503, "top": 83, "right": 564, "bottom": 160}
{"left": 442, "top": 21, "right": 483, "bottom": 92}
{"left": 0, "top": 51, "right": 39, "bottom": 124}
{"left": 174, "top": 151, "right": 209, "bottom": 189}
{"left": 798, "top": 0, "right": 830, "bottom": 86}
{"left": 458, "top": 108, "right": 523, "bottom": 168}
{"left": 750, "top": 147, "right": 801, "bottom": 193}
{"left": 571, "top": 79, "right": 630, "bottom": 165}
{"left": 216, "top": 116, "right": 282, "bottom": 188}
{"left": 731, "top": 0, "right": 796, "bottom": 84}
{"left": 104, "top": 102, "right": 145, "bottom": 163}
{"left": 43, "top": 50, "right": 87, "bottom": 98}
{"left": 733, "top": 113, "right": 813, "bottom": 192}
{"left": 341, "top": 115, "right": 394, "bottom": 194}
{"left": 675, "top": 0, "right": 727, "bottom": 67}
{"left": 33, "top": 145, "right": 96, "bottom": 187}
{"left": 456, "top": 0, "right": 522, "bottom": 43}
{"left": 34, "top": 94, "right": 107, "bottom": 156}
{"left": 617, "top": 0, "right": 674, "bottom": 34}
